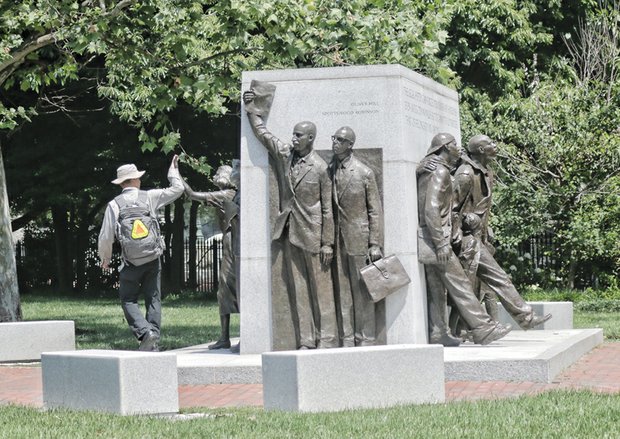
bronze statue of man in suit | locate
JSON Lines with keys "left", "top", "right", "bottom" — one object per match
{"left": 330, "top": 126, "right": 383, "bottom": 347}
{"left": 417, "top": 133, "right": 512, "bottom": 346}
{"left": 243, "top": 88, "right": 338, "bottom": 350}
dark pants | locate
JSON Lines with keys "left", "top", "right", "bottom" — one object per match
{"left": 276, "top": 232, "right": 338, "bottom": 349}
{"left": 335, "top": 241, "right": 376, "bottom": 347}
{"left": 475, "top": 245, "right": 533, "bottom": 327}
{"left": 118, "top": 258, "right": 161, "bottom": 340}
{"left": 424, "top": 253, "right": 496, "bottom": 344}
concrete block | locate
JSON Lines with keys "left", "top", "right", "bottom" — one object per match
{"left": 42, "top": 350, "right": 178, "bottom": 415}
{"left": 0, "top": 321, "right": 75, "bottom": 362}
{"left": 444, "top": 329, "right": 603, "bottom": 383}
{"left": 498, "top": 301, "right": 573, "bottom": 330}
{"left": 262, "top": 344, "right": 444, "bottom": 412}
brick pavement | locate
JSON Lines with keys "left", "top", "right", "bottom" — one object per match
{"left": 1, "top": 343, "right": 618, "bottom": 409}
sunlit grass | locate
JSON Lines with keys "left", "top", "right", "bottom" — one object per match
{"left": 0, "top": 390, "right": 619, "bottom": 438}
{"left": 19, "top": 290, "right": 239, "bottom": 351}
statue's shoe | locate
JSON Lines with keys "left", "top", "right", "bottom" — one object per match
{"left": 477, "top": 323, "right": 512, "bottom": 345}
{"left": 430, "top": 333, "right": 461, "bottom": 347}
{"left": 208, "top": 339, "right": 231, "bottom": 350}
{"left": 520, "top": 313, "right": 552, "bottom": 330}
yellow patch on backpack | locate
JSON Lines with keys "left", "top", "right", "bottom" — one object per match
{"left": 131, "top": 219, "right": 149, "bottom": 239}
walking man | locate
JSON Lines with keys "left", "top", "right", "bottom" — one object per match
{"left": 98, "top": 155, "right": 184, "bottom": 351}
{"left": 452, "top": 135, "right": 551, "bottom": 330}
{"left": 417, "top": 133, "right": 511, "bottom": 346}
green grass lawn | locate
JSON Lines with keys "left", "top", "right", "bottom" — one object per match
{"left": 18, "top": 290, "right": 619, "bottom": 350}
{"left": 18, "top": 290, "right": 239, "bottom": 350}
{"left": 574, "top": 312, "right": 620, "bottom": 340}
{"left": 5, "top": 291, "right": 619, "bottom": 437}
{"left": 1, "top": 390, "right": 619, "bottom": 438}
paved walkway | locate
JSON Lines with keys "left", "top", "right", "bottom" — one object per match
{"left": 2, "top": 343, "right": 619, "bottom": 409}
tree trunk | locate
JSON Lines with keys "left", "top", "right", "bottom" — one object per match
{"left": 187, "top": 201, "right": 198, "bottom": 289}
{"left": 51, "top": 205, "right": 73, "bottom": 291}
{"left": 74, "top": 218, "right": 89, "bottom": 292}
{"left": 567, "top": 258, "right": 577, "bottom": 290}
{"left": 0, "top": 146, "right": 22, "bottom": 322}
{"left": 170, "top": 198, "right": 185, "bottom": 292}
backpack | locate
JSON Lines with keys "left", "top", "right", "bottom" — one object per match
{"left": 114, "top": 191, "right": 164, "bottom": 266}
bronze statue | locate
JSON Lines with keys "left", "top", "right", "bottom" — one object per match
{"left": 183, "top": 164, "right": 239, "bottom": 350}
{"left": 330, "top": 126, "right": 383, "bottom": 347}
{"left": 452, "top": 135, "right": 551, "bottom": 331}
{"left": 243, "top": 87, "right": 338, "bottom": 349}
{"left": 417, "top": 133, "right": 511, "bottom": 346}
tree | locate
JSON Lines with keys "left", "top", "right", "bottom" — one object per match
{"left": 461, "top": 54, "right": 620, "bottom": 288}
{"left": 2, "top": 0, "right": 455, "bottom": 319}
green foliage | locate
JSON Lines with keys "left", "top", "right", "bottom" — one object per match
{"left": 522, "top": 285, "right": 620, "bottom": 301}
{"left": 1, "top": 0, "right": 457, "bottom": 157}
{"left": 462, "top": 65, "right": 620, "bottom": 286}
{"left": 442, "top": 0, "right": 558, "bottom": 96}
{"left": 457, "top": 4, "right": 620, "bottom": 287}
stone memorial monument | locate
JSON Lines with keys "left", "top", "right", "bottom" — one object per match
{"left": 239, "top": 64, "right": 463, "bottom": 354}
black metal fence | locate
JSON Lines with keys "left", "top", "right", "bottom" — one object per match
{"left": 13, "top": 231, "right": 606, "bottom": 291}
{"left": 187, "top": 235, "right": 223, "bottom": 293}
{"left": 14, "top": 234, "right": 223, "bottom": 293}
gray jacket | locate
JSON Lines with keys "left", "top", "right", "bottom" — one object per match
{"left": 98, "top": 162, "right": 183, "bottom": 265}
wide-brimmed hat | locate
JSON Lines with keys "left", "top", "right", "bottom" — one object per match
{"left": 111, "top": 164, "right": 145, "bottom": 184}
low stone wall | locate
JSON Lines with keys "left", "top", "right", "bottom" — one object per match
{"left": 498, "top": 301, "right": 573, "bottom": 330}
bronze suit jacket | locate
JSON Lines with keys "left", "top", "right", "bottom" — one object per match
{"left": 248, "top": 113, "right": 334, "bottom": 254}
{"left": 330, "top": 155, "right": 383, "bottom": 256}
{"left": 417, "top": 155, "right": 454, "bottom": 252}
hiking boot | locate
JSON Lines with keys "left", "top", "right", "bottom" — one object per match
{"left": 520, "top": 313, "right": 552, "bottom": 330}
{"left": 478, "top": 323, "right": 512, "bottom": 345}
{"left": 138, "top": 330, "right": 159, "bottom": 352}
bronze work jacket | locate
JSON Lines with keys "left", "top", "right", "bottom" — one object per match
{"left": 453, "top": 157, "right": 493, "bottom": 242}
{"left": 417, "top": 155, "right": 454, "bottom": 252}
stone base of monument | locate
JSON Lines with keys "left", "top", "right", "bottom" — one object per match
{"left": 262, "top": 345, "right": 444, "bottom": 412}
{"left": 42, "top": 350, "right": 179, "bottom": 415}
{"left": 0, "top": 321, "right": 75, "bottom": 362}
{"left": 174, "top": 340, "right": 262, "bottom": 384}
{"left": 444, "top": 329, "right": 603, "bottom": 383}
{"left": 497, "top": 301, "right": 573, "bottom": 331}
{"left": 172, "top": 329, "right": 602, "bottom": 386}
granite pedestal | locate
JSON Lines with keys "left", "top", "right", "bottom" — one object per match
{"left": 42, "top": 350, "right": 178, "bottom": 415}
{"left": 262, "top": 344, "right": 444, "bottom": 412}
{"left": 0, "top": 321, "right": 75, "bottom": 362}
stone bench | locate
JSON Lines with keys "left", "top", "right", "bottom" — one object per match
{"left": 498, "top": 301, "right": 573, "bottom": 330}
{"left": 42, "top": 350, "right": 179, "bottom": 415}
{"left": 262, "top": 344, "right": 444, "bottom": 412}
{"left": 0, "top": 321, "right": 75, "bottom": 362}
